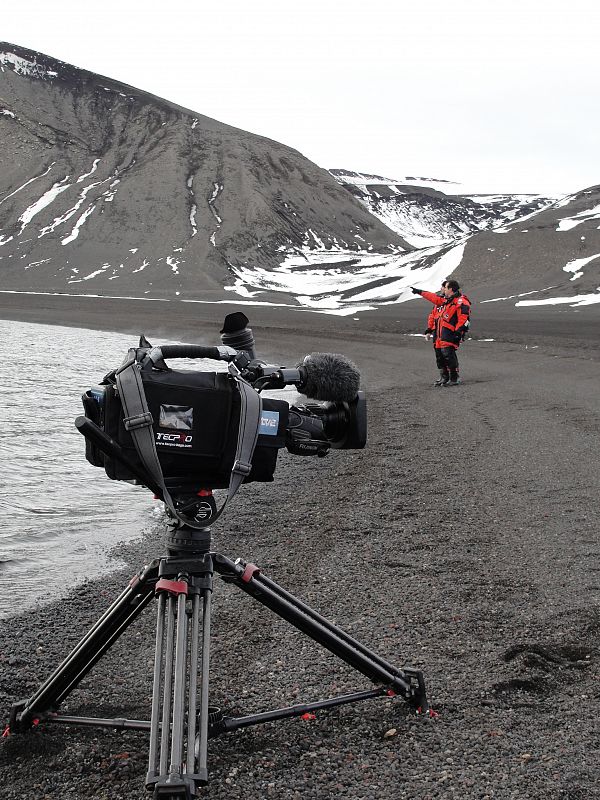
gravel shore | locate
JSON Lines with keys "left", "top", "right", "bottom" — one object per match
{"left": 1, "top": 299, "right": 599, "bottom": 799}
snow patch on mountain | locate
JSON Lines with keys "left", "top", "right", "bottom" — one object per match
{"left": 563, "top": 252, "right": 600, "bottom": 281}
{"left": 0, "top": 51, "right": 58, "bottom": 80}
{"left": 556, "top": 203, "right": 600, "bottom": 232}
{"left": 516, "top": 290, "right": 600, "bottom": 307}
{"left": 61, "top": 204, "right": 97, "bottom": 245}
{"left": 18, "top": 179, "right": 71, "bottom": 235}
{"left": 76, "top": 160, "right": 100, "bottom": 183}
{"left": 2, "top": 161, "right": 124, "bottom": 248}
{"left": 0, "top": 165, "right": 55, "bottom": 209}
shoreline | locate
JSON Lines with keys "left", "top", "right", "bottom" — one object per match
{"left": 1, "top": 291, "right": 598, "bottom": 363}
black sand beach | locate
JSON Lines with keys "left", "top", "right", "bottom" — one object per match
{"left": 1, "top": 293, "right": 599, "bottom": 799}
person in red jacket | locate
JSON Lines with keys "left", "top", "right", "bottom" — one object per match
{"left": 424, "top": 281, "right": 471, "bottom": 345}
{"left": 412, "top": 279, "right": 471, "bottom": 386}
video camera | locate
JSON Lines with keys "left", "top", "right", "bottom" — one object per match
{"left": 78, "top": 313, "right": 366, "bottom": 527}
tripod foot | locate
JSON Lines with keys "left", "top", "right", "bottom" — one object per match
{"left": 7, "top": 699, "right": 41, "bottom": 734}
{"left": 401, "top": 667, "right": 429, "bottom": 713}
{"left": 418, "top": 708, "right": 439, "bottom": 718}
{"left": 152, "top": 773, "right": 204, "bottom": 799}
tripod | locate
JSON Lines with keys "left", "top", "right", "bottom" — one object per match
{"left": 8, "top": 522, "right": 429, "bottom": 799}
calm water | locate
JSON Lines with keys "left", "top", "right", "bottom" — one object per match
{"left": 0, "top": 321, "right": 174, "bottom": 619}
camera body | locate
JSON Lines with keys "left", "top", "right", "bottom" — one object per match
{"left": 82, "top": 370, "right": 289, "bottom": 490}
{"left": 78, "top": 315, "right": 366, "bottom": 525}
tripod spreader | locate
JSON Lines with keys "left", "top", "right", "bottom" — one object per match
{"left": 7, "top": 532, "right": 429, "bottom": 799}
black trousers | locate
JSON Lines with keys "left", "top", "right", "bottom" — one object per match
{"left": 435, "top": 346, "right": 459, "bottom": 377}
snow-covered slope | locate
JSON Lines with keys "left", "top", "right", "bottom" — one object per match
{"left": 330, "top": 170, "right": 559, "bottom": 248}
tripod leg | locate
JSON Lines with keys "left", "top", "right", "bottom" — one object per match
{"left": 214, "top": 554, "right": 427, "bottom": 710}
{"left": 194, "top": 589, "right": 211, "bottom": 783}
{"left": 159, "top": 594, "right": 177, "bottom": 776}
{"left": 146, "top": 563, "right": 213, "bottom": 799}
{"left": 185, "top": 592, "right": 201, "bottom": 775}
{"left": 169, "top": 588, "right": 190, "bottom": 773}
{"left": 10, "top": 561, "right": 160, "bottom": 730}
{"left": 147, "top": 592, "right": 167, "bottom": 779}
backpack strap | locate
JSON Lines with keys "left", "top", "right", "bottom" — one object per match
{"left": 115, "top": 350, "right": 261, "bottom": 529}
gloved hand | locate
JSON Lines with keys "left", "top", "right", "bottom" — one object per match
{"left": 411, "top": 287, "right": 422, "bottom": 295}
{"left": 423, "top": 328, "right": 433, "bottom": 336}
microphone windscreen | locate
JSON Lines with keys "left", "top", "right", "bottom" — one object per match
{"left": 297, "top": 353, "right": 361, "bottom": 402}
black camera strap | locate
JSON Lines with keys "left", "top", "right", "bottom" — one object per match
{"left": 115, "top": 352, "right": 262, "bottom": 529}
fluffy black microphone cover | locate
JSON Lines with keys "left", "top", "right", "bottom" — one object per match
{"left": 297, "top": 353, "right": 361, "bottom": 402}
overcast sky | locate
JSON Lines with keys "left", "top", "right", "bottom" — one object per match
{"left": 3, "top": 0, "right": 599, "bottom": 195}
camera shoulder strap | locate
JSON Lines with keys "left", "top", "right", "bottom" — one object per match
{"left": 115, "top": 352, "right": 262, "bottom": 529}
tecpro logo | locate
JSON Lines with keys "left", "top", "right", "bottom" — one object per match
{"left": 156, "top": 432, "right": 193, "bottom": 446}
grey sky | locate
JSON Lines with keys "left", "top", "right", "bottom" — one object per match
{"left": 3, "top": 0, "right": 599, "bottom": 194}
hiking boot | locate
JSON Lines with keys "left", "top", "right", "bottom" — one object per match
{"left": 445, "top": 378, "right": 462, "bottom": 386}
{"left": 433, "top": 373, "right": 449, "bottom": 387}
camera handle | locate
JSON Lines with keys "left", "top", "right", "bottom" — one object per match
{"left": 139, "top": 344, "right": 238, "bottom": 371}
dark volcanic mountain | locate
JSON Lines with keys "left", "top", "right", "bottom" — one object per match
{"left": 1, "top": 43, "right": 599, "bottom": 312}
{"left": 0, "top": 43, "right": 409, "bottom": 299}
{"left": 457, "top": 186, "right": 600, "bottom": 300}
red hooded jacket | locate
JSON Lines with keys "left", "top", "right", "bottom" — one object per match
{"left": 421, "top": 290, "right": 471, "bottom": 349}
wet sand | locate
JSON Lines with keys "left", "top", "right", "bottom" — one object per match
{"left": 1, "top": 294, "right": 599, "bottom": 799}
